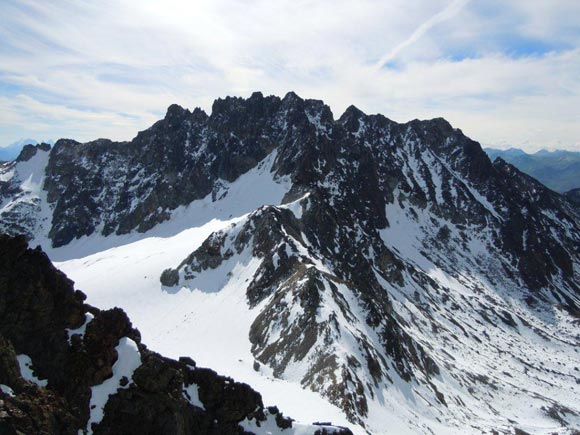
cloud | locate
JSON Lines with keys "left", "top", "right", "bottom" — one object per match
{"left": 0, "top": 0, "right": 578, "bottom": 151}
{"left": 0, "top": 93, "right": 155, "bottom": 143}
{"left": 375, "top": 0, "right": 471, "bottom": 68}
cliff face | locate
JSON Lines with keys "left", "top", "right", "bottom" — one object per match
{"left": 0, "top": 234, "right": 351, "bottom": 435}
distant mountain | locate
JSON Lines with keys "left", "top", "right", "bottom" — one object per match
{"left": 485, "top": 147, "right": 580, "bottom": 192}
{"left": 0, "top": 139, "right": 54, "bottom": 162}
{"left": 564, "top": 187, "right": 580, "bottom": 208}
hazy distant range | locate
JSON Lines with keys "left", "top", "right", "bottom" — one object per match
{"left": 485, "top": 148, "right": 580, "bottom": 193}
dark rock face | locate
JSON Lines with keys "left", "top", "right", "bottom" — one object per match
{"left": 15, "top": 142, "right": 51, "bottom": 162}
{"left": 1, "top": 95, "right": 577, "bottom": 295}
{"left": 0, "top": 234, "right": 351, "bottom": 435}
{"left": 490, "top": 159, "right": 578, "bottom": 293}
{"left": 162, "top": 203, "right": 439, "bottom": 426}
{"left": 43, "top": 92, "right": 287, "bottom": 247}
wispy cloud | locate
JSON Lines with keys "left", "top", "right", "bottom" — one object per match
{"left": 0, "top": 0, "right": 579, "bottom": 151}
{"left": 375, "top": 0, "right": 471, "bottom": 68}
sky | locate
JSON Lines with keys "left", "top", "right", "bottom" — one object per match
{"left": 0, "top": 0, "right": 579, "bottom": 151}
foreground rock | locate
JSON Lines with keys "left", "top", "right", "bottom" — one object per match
{"left": 0, "top": 234, "right": 352, "bottom": 435}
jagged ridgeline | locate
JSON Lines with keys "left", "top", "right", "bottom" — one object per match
{"left": 0, "top": 92, "right": 579, "bottom": 433}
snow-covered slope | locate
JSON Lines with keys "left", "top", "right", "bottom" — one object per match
{"left": 1, "top": 92, "right": 579, "bottom": 434}
{"left": 0, "top": 144, "right": 55, "bottom": 244}
{"left": 52, "top": 153, "right": 359, "bottom": 432}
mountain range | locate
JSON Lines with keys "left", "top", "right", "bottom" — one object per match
{"left": 0, "top": 92, "right": 579, "bottom": 434}
{"left": 484, "top": 147, "right": 580, "bottom": 193}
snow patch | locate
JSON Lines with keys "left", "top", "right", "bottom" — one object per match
{"left": 86, "top": 337, "right": 141, "bottom": 433}
{"left": 183, "top": 382, "right": 205, "bottom": 410}
{"left": 0, "top": 384, "right": 15, "bottom": 397}
{"left": 16, "top": 354, "right": 47, "bottom": 387}
{"left": 66, "top": 312, "right": 94, "bottom": 344}
{"left": 278, "top": 193, "right": 310, "bottom": 220}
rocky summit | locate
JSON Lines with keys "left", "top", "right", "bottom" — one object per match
{"left": 0, "top": 92, "right": 579, "bottom": 434}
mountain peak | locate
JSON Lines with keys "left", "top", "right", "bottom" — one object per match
{"left": 282, "top": 90, "right": 302, "bottom": 102}
{"left": 250, "top": 90, "right": 264, "bottom": 100}
{"left": 15, "top": 142, "right": 51, "bottom": 162}
{"left": 165, "top": 103, "right": 190, "bottom": 120}
{"left": 338, "top": 105, "right": 366, "bottom": 133}
{"left": 341, "top": 104, "right": 365, "bottom": 119}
